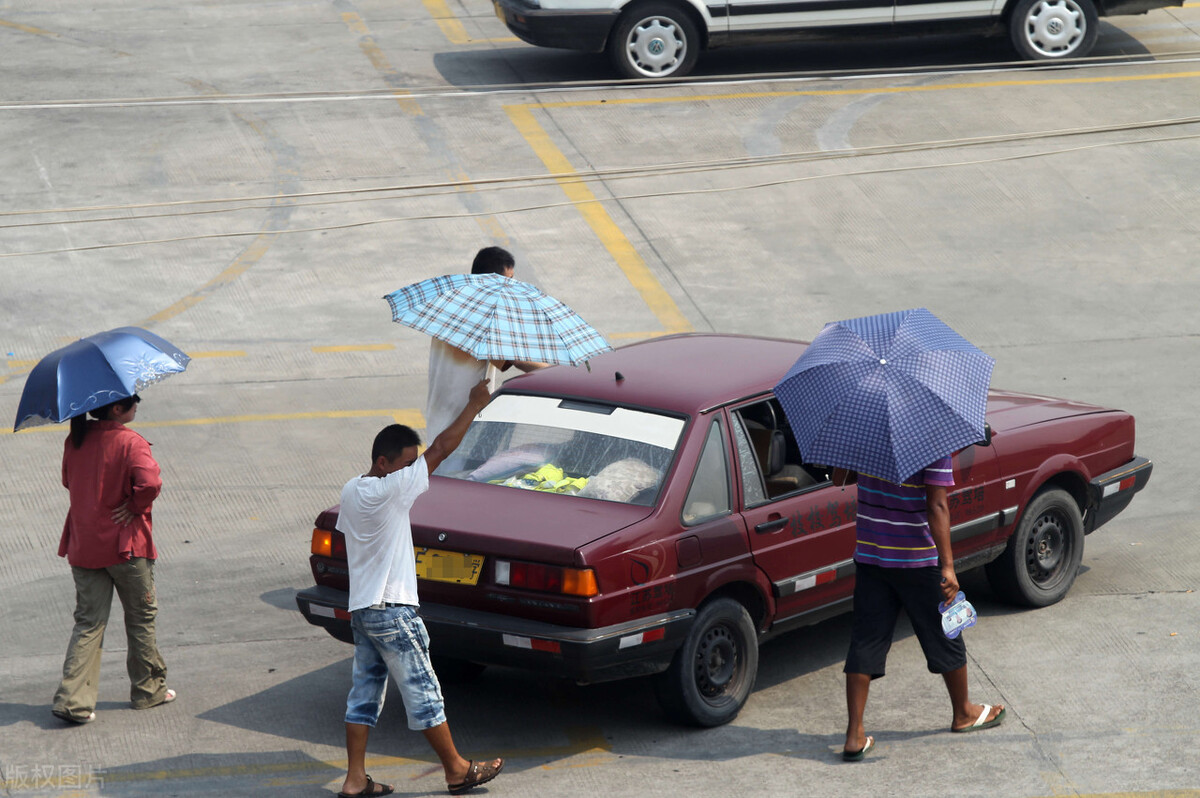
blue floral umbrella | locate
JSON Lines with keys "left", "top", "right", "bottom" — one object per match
{"left": 385, "top": 274, "right": 612, "bottom": 366}
{"left": 773, "top": 308, "right": 994, "bottom": 484}
{"left": 13, "top": 326, "right": 190, "bottom": 432}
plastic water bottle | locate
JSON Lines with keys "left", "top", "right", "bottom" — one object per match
{"left": 938, "top": 591, "right": 977, "bottom": 639}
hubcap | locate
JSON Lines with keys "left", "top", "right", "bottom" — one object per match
{"left": 1024, "top": 0, "right": 1086, "bottom": 57}
{"left": 626, "top": 17, "right": 685, "bottom": 76}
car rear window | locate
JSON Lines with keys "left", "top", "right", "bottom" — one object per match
{"left": 433, "top": 394, "right": 684, "bottom": 506}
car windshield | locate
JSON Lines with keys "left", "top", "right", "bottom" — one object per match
{"left": 433, "top": 394, "right": 684, "bottom": 506}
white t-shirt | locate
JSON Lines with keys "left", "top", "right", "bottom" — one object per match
{"left": 425, "top": 339, "right": 498, "bottom": 443}
{"left": 337, "top": 456, "right": 431, "bottom": 611}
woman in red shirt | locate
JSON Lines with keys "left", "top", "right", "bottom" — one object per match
{"left": 52, "top": 394, "right": 175, "bottom": 724}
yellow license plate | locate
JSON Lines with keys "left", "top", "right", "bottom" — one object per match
{"left": 494, "top": 1, "right": 505, "bottom": 22}
{"left": 414, "top": 547, "right": 484, "bottom": 585}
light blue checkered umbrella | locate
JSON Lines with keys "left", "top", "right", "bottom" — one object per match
{"left": 384, "top": 274, "right": 612, "bottom": 366}
{"left": 773, "top": 308, "right": 994, "bottom": 484}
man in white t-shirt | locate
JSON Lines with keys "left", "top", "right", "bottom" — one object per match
{"left": 335, "top": 379, "right": 502, "bottom": 798}
{"left": 424, "top": 246, "right": 546, "bottom": 442}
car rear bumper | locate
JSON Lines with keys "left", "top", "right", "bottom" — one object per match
{"left": 494, "top": 0, "right": 617, "bottom": 52}
{"left": 296, "top": 585, "right": 695, "bottom": 684}
{"left": 1086, "top": 455, "right": 1152, "bottom": 533}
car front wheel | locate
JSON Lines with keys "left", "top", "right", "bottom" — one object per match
{"left": 1009, "top": 0, "right": 1099, "bottom": 60}
{"left": 986, "top": 487, "right": 1085, "bottom": 606}
{"left": 607, "top": 3, "right": 701, "bottom": 79}
{"left": 654, "top": 597, "right": 758, "bottom": 726}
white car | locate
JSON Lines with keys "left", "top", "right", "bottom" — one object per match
{"left": 494, "top": 0, "right": 1183, "bottom": 78}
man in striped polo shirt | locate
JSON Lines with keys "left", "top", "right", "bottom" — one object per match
{"left": 835, "top": 456, "right": 1005, "bottom": 761}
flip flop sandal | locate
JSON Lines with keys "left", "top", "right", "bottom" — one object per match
{"left": 447, "top": 758, "right": 504, "bottom": 795}
{"left": 842, "top": 735, "right": 874, "bottom": 761}
{"left": 337, "top": 775, "right": 394, "bottom": 798}
{"left": 953, "top": 704, "right": 1006, "bottom": 733}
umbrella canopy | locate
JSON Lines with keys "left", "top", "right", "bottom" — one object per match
{"left": 773, "top": 308, "right": 994, "bottom": 484}
{"left": 13, "top": 326, "right": 190, "bottom": 432}
{"left": 385, "top": 274, "right": 612, "bottom": 366}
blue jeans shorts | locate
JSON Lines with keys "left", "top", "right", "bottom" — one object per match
{"left": 345, "top": 604, "right": 447, "bottom": 731}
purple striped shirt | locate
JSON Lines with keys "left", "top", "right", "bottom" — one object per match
{"left": 853, "top": 456, "right": 955, "bottom": 568}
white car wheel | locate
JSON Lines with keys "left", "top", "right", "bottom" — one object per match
{"left": 1010, "top": 0, "right": 1099, "bottom": 59}
{"left": 608, "top": 4, "right": 701, "bottom": 79}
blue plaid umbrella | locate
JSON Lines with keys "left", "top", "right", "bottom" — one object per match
{"left": 13, "top": 326, "right": 190, "bottom": 432}
{"left": 385, "top": 274, "right": 612, "bottom": 366}
{"left": 773, "top": 308, "right": 994, "bottom": 484}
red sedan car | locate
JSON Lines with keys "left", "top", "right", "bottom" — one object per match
{"left": 297, "top": 334, "right": 1151, "bottom": 726}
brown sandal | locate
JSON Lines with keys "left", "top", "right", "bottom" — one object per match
{"left": 337, "top": 775, "right": 394, "bottom": 797}
{"left": 447, "top": 758, "right": 503, "bottom": 795}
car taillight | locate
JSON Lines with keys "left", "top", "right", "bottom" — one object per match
{"left": 311, "top": 528, "right": 346, "bottom": 559}
{"left": 494, "top": 560, "right": 598, "bottom": 597}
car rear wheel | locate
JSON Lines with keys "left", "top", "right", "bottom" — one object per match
{"left": 654, "top": 597, "right": 758, "bottom": 726}
{"left": 986, "top": 487, "right": 1085, "bottom": 606}
{"left": 1009, "top": 0, "right": 1099, "bottom": 60}
{"left": 607, "top": 3, "right": 701, "bottom": 79}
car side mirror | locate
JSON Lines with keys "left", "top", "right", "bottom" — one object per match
{"left": 975, "top": 423, "right": 992, "bottom": 447}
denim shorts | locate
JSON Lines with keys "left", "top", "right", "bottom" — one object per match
{"left": 344, "top": 604, "right": 447, "bottom": 731}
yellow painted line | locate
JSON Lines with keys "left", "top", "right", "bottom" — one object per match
{"left": 0, "top": 17, "right": 61, "bottom": 37}
{"left": 421, "top": 0, "right": 519, "bottom": 44}
{"left": 186, "top": 350, "right": 246, "bottom": 358}
{"left": 505, "top": 104, "right": 692, "bottom": 334}
{"left": 311, "top": 343, "right": 395, "bottom": 353}
{"left": 4, "top": 359, "right": 37, "bottom": 368}
{"left": 2, "top": 409, "right": 426, "bottom": 435}
{"left": 340, "top": 12, "right": 423, "bottom": 116}
{"left": 503, "top": 67, "right": 1200, "bottom": 336}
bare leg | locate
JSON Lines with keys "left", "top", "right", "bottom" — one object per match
{"left": 423, "top": 721, "right": 472, "bottom": 784}
{"left": 844, "top": 672, "right": 871, "bottom": 752}
{"left": 942, "top": 665, "right": 1004, "bottom": 730}
{"left": 342, "top": 723, "right": 391, "bottom": 795}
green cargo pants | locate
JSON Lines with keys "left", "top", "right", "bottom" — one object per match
{"left": 52, "top": 557, "right": 168, "bottom": 720}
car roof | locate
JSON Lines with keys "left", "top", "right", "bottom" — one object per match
{"left": 498, "top": 333, "right": 809, "bottom": 417}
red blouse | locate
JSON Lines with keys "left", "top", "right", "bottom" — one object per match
{"left": 58, "top": 421, "right": 162, "bottom": 569}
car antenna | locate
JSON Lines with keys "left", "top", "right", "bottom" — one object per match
{"left": 615, "top": 371, "right": 625, "bottom": 382}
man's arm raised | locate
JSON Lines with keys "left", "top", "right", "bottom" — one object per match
{"left": 423, "top": 379, "right": 491, "bottom": 474}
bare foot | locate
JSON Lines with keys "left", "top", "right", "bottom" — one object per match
{"left": 952, "top": 702, "right": 1005, "bottom": 732}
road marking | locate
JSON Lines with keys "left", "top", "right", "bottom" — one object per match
{"left": 0, "top": 17, "right": 61, "bottom": 38}
{"left": 336, "top": 3, "right": 514, "bottom": 246}
{"left": 505, "top": 104, "right": 693, "bottom": 334}
{"left": 422, "top": 0, "right": 518, "bottom": 44}
{"left": 502, "top": 67, "right": 1198, "bottom": 337}
{"left": 1, "top": 409, "right": 426, "bottom": 435}
{"left": 187, "top": 350, "right": 247, "bottom": 358}
{"left": 311, "top": 343, "right": 396, "bottom": 353}
{"left": 339, "top": 9, "right": 424, "bottom": 116}
{"left": 143, "top": 81, "right": 300, "bottom": 325}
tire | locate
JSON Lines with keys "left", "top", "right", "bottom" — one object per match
{"left": 986, "top": 487, "right": 1085, "bottom": 607}
{"left": 606, "top": 3, "right": 701, "bottom": 79}
{"left": 654, "top": 597, "right": 758, "bottom": 726}
{"left": 1009, "top": 0, "right": 1099, "bottom": 60}
{"left": 431, "top": 656, "right": 487, "bottom": 684}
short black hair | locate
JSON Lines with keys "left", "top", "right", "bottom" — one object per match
{"left": 371, "top": 424, "right": 421, "bottom": 462}
{"left": 471, "top": 246, "right": 515, "bottom": 275}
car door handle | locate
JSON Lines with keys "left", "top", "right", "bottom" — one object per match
{"left": 755, "top": 516, "right": 789, "bottom": 534}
